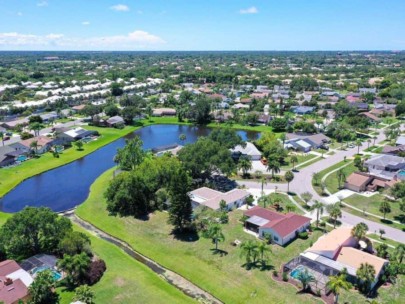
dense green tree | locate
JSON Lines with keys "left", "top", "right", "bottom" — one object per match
{"left": 114, "top": 137, "right": 145, "bottom": 171}
{"left": 271, "top": 117, "right": 287, "bottom": 132}
{"left": 0, "top": 207, "right": 72, "bottom": 260}
{"left": 290, "top": 77, "right": 318, "bottom": 91}
{"left": 390, "top": 181, "right": 405, "bottom": 200}
{"left": 379, "top": 200, "right": 391, "bottom": 219}
{"left": 58, "top": 253, "right": 91, "bottom": 287}
{"left": 240, "top": 240, "right": 258, "bottom": 267}
{"left": 58, "top": 231, "right": 91, "bottom": 256}
{"left": 111, "top": 82, "right": 123, "bottom": 96}
{"left": 208, "top": 128, "right": 244, "bottom": 149}
{"left": 29, "top": 270, "right": 60, "bottom": 304}
{"left": 122, "top": 106, "right": 141, "bottom": 124}
{"left": 28, "top": 115, "right": 43, "bottom": 124}
{"left": 238, "top": 155, "right": 252, "bottom": 177}
{"left": 395, "top": 100, "right": 405, "bottom": 117}
{"left": 351, "top": 222, "right": 368, "bottom": 239}
{"left": 73, "top": 285, "right": 95, "bottom": 304}
{"left": 104, "top": 104, "right": 120, "bottom": 117}
{"left": 266, "top": 158, "right": 281, "bottom": 178}
{"left": 356, "top": 263, "right": 376, "bottom": 294}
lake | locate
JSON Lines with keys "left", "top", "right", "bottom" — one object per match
{"left": 0, "top": 124, "right": 259, "bottom": 212}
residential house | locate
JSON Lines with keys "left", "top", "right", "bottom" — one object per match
{"left": 1, "top": 118, "right": 29, "bottom": 130}
{"left": 344, "top": 172, "right": 398, "bottom": 192}
{"left": 152, "top": 108, "right": 177, "bottom": 116}
{"left": 349, "top": 102, "right": 369, "bottom": 112}
{"left": 230, "top": 142, "right": 262, "bottom": 161}
{"left": 39, "top": 111, "right": 58, "bottom": 123}
{"left": 56, "top": 127, "right": 97, "bottom": 144}
{"left": 232, "top": 103, "right": 250, "bottom": 110}
{"left": 189, "top": 187, "right": 250, "bottom": 210}
{"left": 0, "top": 260, "right": 33, "bottom": 304}
{"left": 244, "top": 206, "right": 311, "bottom": 246}
{"left": 292, "top": 106, "right": 315, "bottom": 115}
{"left": 382, "top": 145, "right": 405, "bottom": 156}
{"left": 71, "top": 104, "right": 86, "bottom": 112}
{"left": 106, "top": 116, "right": 125, "bottom": 127}
{"left": 11, "top": 136, "right": 55, "bottom": 155}
{"left": 359, "top": 88, "right": 377, "bottom": 95}
{"left": 0, "top": 146, "right": 20, "bottom": 167}
{"left": 364, "top": 154, "right": 405, "bottom": 180}
{"left": 284, "top": 133, "right": 331, "bottom": 152}
{"left": 361, "top": 112, "right": 381, "bottom": 123}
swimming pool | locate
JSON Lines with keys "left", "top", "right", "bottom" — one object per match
{"left": 290, "top": 265, "right": 306, "bottom": 279}
{"left": 31, "top": 266, "right": 62, "bottom": 281}
{"left": 398, "top": 170, "right": 405, "bottom": 180}
{"left": 16, "top": 155, "right": 27, "bottom": 162}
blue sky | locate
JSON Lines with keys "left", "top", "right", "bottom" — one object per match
{"left": 0, "top": 0, "right": 404, "bottom": 51}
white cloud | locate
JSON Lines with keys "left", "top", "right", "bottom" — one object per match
{"left": 239, "top": 6, "right": 258, "bottom": 14}
{"left": 37, "top": 1, "right": 48, "bottom": 7}
{"left": 0, "top": 30, "right": 166, "bottom": 50}
{"left": 82, "top": 21, "right": 90, "bottom": 26}
{"left": 110, "top": 4, "right": 129, "bottom": 12}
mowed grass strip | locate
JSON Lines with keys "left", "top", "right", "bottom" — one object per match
{"left": 58, "top": 225, "right": 194, "bottom": 304}
{"left": 0, "top": 126, "right": 137, "bottom": 198}
{"left": 76, "top": 168, "right": 323, "bottom": 304}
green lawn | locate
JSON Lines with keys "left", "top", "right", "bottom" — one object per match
{"left": 0, "top": 212, "right": 11, "bottom": 227}
{"left": 76, "top": 168, "right": 324, "bottom": 304}
{"left": 312, "top": 160, "right": 354, "bottom": 195}
{"left": 0, "top": 126, "right": 137, "bottom": 198}
{"left": 344, "top": 194, "right": 405, "bottom": 224}
{"left": 58, "top": 225, "right": 194, "bottom": 304}
{"left": 258, "top": 193, "right": 304, "bottom": 215}
{"left": 324, "top": 163, "right": 357, "bottom": 194}
{"left": 281, "top": 154, "right": 317, "bottom": 170}
{"left": 367, "top": 233, "right": 404, "bottom": 248}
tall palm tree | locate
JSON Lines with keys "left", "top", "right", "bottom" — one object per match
{"left": 290, "top": 155, "right": 298, "bottom": 170}
{"left": 312, "top": 200, "right": 325, "bottom": 227}
{"left": 238, "top": 155, "right": 253, "bottom": 177}
{"left": 203, "top": 223, "right": 225, "bottom": 251}
{"left": 284, "top": 170, "right": 294, "bottom": 193}
{"left": 297, "top": 268, "right": 315, "bottom": 292}
{"left": 379, "top": 200, "right": 391, "bottom": 219}
{"left": 240, "top": 240, "right": 258, "bottom": 267}
{"left": 356, "top": 139, "right": 362, "bottom": 154}
{"left": 29, "top": 122, "right": 44, "bottom": 137}
{"left": 327, "top": 203, "right": 342, "bottom": 228}
{"left": 367, "top": 139, "right": 371, "bottom": 149}
{"left": 372, "top": 136, "right": 377, "bottom": 146}
{"left": 356, "top": 263, "right": 376, "bottom": 294}
{"left": 30, "top": 140, "right": 39, "bottom": 155}
{"left": 260, "top": 176, "right": 267, "bottom": 197}
{"left": 393, "top": 244, "right": 405, "bottom": 264}
{"left": 327, "top": 274, "right": 352, "bottom": 304}
{"left": 351, "top": 222, "right": 369, "bottom": 240}
{"left": 336, "top": 169, "right": 346, "bottom": 189}
{"left": 267, "top": 159, "right": 281, "bottom": 179}
{"left": 256, "top": 241, "right": 272, "bottom": 265}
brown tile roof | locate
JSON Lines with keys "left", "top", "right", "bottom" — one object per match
{"left": 19, "top": 136, "right": 53, "bottom": 148}
{"left": 0, "top": 260, "right": 21, "bottom": 277}
{"left": 336, "top": 247, "right": 388, "bottom": 278}
{"left": 0, "top": 260, "right": 29, "bottom": 304}
{"left": 244, "top": 206, "right": 285, "bottom": 222}
{"left": 361, "top": 112, "right": 381, "bottom": 122}
{"left": 306, "top": 227, "right": 353, "bottom": 253}
{"left": 345, "top": 172, "right": 372, "bottom": 187}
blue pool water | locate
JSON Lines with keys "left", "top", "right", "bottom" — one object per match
{"left": 16, "top": 155, "right": 27, "bottom": 162}
{"left": 32, "top": 266, "right": 62, "bottom": 281}
{"left": 398, "top": 170, "right": 405, "bottom": 178}
{"left": 290, "top": 265, "right": 306, "bottom": 279}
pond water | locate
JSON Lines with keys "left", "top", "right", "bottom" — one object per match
{"left": 0, "top": 124, "right": 259, "bottom": 213}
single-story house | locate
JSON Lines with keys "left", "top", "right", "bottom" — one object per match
{"left": 0, "top": 260, "right": 33, "bottom": 304}
{"left": 71, "top": 104, "right": 86, "bottom": 112}
{"left": 232, "top": 103, "right": 250, "bottom": 109}
{"left": 284, "top": 133, "right": 330, "bottom": 152}
{"left": 189, "top": 187, "right": 250, "bottom": 211}
{"left": 0, "top": 146, "right": 19, "bottom": 167}
{"left": 361, "top": 112, "right": 381, "bottom": 123}
{"left": 230, "top": 142, "right": 261, "bottom": 161}
{"left": 11, "top": 136, "right": 55, "bottom": 155}
{"left": 336, "top": 247, "right": 388, "bottom": 289}
{"left": 364, "top": 154, "right": 405, "bottom": 180}
{"left": 350, "top": 102, "right": 369, "bottom": 112}
{"left": 56, "top": 127, "right": 97, "bottom": 144}
{"left": 1, "top": 118, "right": 29, "bottom": 130}
{"left": 382, "top": 145, "right": 405, "bottom": 155}
{"left": 359, "top": 88, "right": 377, "bottom": 94}
{"left": 152, "top": 108, "right": 177, "bottom": 116}
{"left": 345, "top": 172, "right": 398, "bottom": 192}
{"left": 292, "top": 106, "right": 315, "bottom": 115}
{"left": 39, "top": 111, "right": 58, "bottom": 123}
{"left": 106, "top": 116, "right": 125, "bottom": 127}
{"left": 244, "top": 206, "right": 311, "bottom": 246}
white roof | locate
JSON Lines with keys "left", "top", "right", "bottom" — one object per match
{"left": 300, "top": 251, "right": 357, "bottom": 276}
{"left": 64, "top": 127, "right": 88, "bottom": 138}
{"left": 8, "top": 269, "right": 34, "bottom": 287}
{"left": 296, "top": 140, "right": 311, "bottom": 149}
{"left": 231, "top": 142, "right": 261, "bottom": 157}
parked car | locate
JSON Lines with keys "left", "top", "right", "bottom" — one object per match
{"left": 320, "top": 145, "right": 329, "bottom": 150}
{"left": 348, "top": 143, "right": 355, "bottom": 148}
{"left": 3, "top": 136, "right": 10, "bottom": 141}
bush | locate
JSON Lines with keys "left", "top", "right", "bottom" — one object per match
{"left": 273, "top": 270, "right": 278, "bottom": 277}
{"left": 298, "top": 232, "right": 308, "bottom": 239}
{"left": 316, "top": 289, "right": 321, "bottom": 297}
{"left": 85, "top": 259, "right": 106, "bottom": 286}
{"left": 282, "top": 272, "right": 288, "bottom": 282}
{"left": 319, "top": 221, "right": 326, "bottom": 227}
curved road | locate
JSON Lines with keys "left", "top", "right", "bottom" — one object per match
{"left": 240, "top": 124, "right": 405, "bottom": 243}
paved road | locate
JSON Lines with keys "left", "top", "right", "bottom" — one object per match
{"left": 239, "top": 124, "right": 405, "bottom": 243}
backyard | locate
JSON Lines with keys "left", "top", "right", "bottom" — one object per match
{"left": 258, "top": 193, "right": 305, "bottom": 215}
{"left": 76, "top": 168, "right": 324, "bottom": 304}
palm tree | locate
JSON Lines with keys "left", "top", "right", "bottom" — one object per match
{"left": 239, "top": 240, "right": 258, "bottom": 267}
{"left": 372, "top": 136, "right": 377, "bottom": 146}
{"left": 367, "top": 139, "right": 371, "bottom": 149}
{"left": 351, "top": 222, "right": 369, "bottom": 240}
{"left": 297, "top": 268, "right": 315, "bottom": 292}
{"left": 393, "top": 244, "right": 405, "bottom": 264}
{"left": 30, "top": 140, "right": 39, "bottom": 155}
{"left": 29, "top": 122, "right": 44, "bottom": 137}
{"left": 267, "top": 159, "right": 281, "bottom": 179}
{"left": 260, "top": 176, "right": 267, "bottom": 197}
{"left": 301, "top": 192, "right": 313, "bottom": 207}
{"left": 179, "top": 133, "right": 186, "bottom": 144}
{"left": 258, "top": 195, "right": 272, "bottom": 208}
{"left": 312, "top": 200, "right": 325, "bottom": 227}
{"left": 290, "top": 155, "right": 298, "bottom": 170}
{"left": 203, "top": 223, "right": 225, "bottom": 251}
{"left": 327, "top": 203, "right": 342, "bottom": 228}
{"left": 0, "top": 131, "right": 4, "bottom": 146}
{"left": 336, "top": 169, "right": 346, "bottom": 189}
{"left": 379, "top": 200, "right": 391, "bottom": 219}
{"left": 256, "top": 241, "right": 272, "bottom": 266}
{"left": 312, "top": 172, "right": 321, "bottom": 186}
{"left": 327, "top": 274, "right": 352, "bottom": 304}
{"left": 238, "top": 155, "right": 253, "bottom": 177}
{"left": 284, "top": 170, "right": 294, "bottom": 193}
{"left": 356, "top": 263, "right": 376, "bottom": 294}
{"left": 356, "top": 139, "right": 362, "bottom": 154}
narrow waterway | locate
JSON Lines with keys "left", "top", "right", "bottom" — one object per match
{"left": 0, "top": 124, "right": 259, "bottom": 212}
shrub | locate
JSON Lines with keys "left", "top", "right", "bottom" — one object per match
{"left": 282, "top": 272, "right": 288, "bottom": 282}
{"left": 298, "top": 232, "right": 308, "bottom": 239}
{"left": 273, "top": 270, "right": 278, "bottom": 277}
{"left": 85, "top": 259, "right": 107, "bottom": 286}
{"left": 319, "top": 221, "right": 326, "bottom": 227}
{"left": 316, "top": 289, "right": 321, "bottom": 297}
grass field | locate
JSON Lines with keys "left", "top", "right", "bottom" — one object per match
{"left": 324, "top": 163, "right": 357, "bottom": 194}
{"left": 344, "top": 194, "right": 404, "bottom": 224}
{"left": 76, "top": 168, "right": 324, "bottom": 304}
{"left": 0, "top": 212, "right": 11, "bottom": 227}
{"left": 58, "top": 226, "right": 194, "bottom": 304}
{"left": 311, "top": 160, "right": 354, "bottom": 195}
{"left": 281, "top": 154, "right": 317, "bottom": 170}
{"left": 0, "top": 126, "right": 137, "bottom": 198}
{"left": 258, "top": 193, "right": 305, "bottom": 215}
